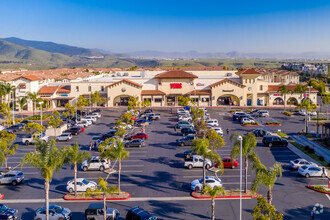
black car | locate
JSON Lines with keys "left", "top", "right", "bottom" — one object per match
{"left": 181, "top": 128, "right": 197, "bottom": 136}
{"left": 20, "top": 119, "right": 32, "bottom": 124}
{"left": 7, "top": 124, "right": 25, "bottom": 132}
{"left": 126, "top": 207, "right": 156, "bottom": 220}
{"left": 102, "top": 130, "right": 117, "bottom": 140}
{"left": 252, "top": 129, "right": 271, "bottom": 137}
{"left": 262, "top": 136, "right": 288, "bottom": 147}
{"left": 0, "top": 204, "right": 18, "bottom": 220}
{"left": 125, "top": 139, "right": 145, "bottom": 148}
{"left": 65, "top": 127, "right": 81, "bottom": 136}
{"left": 183, "top": 149, "right": 197, "bottom": 159}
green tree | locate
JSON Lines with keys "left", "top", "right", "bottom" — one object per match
{"left": 205, "top": 185, "right": 226, "bottom": 220}
{"left": 0, "top": 131, "right": 19, "bottom": 170}
{"left": 207, "top": 129, "right": 225, "bottom": 167}
{"left": 77, "top": 95, "right": 89, "bottom": 116}
{"left": 62, "top": 142, "right": 91, "bottom": 196}
{"left": 128, "top": 96, "right": 140, "bottom": 114}
{"left": 0, "top": 103, "right": 12, "bottom": 127}
{"left": 277, "top": 85, "right": 290, "bottom": 111}
{"left": 16, "top": 97, "right": 27, "bottom": 118}
{"left": 63, "top": 103, "right": 76, "bottom": 119}
{"left": 91, "top": 91, "right": 101, "bottom": 107}
{"left": 252, "top": 162, "right": 283, "bottom": 204}
{"left": 47, "top": 110, "right": 62, "bottom": 137}
{"left": 27, "top": 92, "right": 38, "bottom": 115}
{"left": 252, "top": 196, "right": 283, "bottom": 220}
{"left": 141, "top": 98, "right": 151, "bottom": 110}
{"left": 294, "top": 84, "right": 307, "bottom": 104}
{"left": 21, "top": 140, "right": 64, "bottom": 220}
{"left": 230, "top": 132, "right": 259, "bottom": 193}
{"left": 99, "top": 138, "right": 129, "bottom": 192}
{"left": 85, "top": 177, "right": 119, "bottom": 220}
{"left": 178, "top": 96, "right": 192, "bottom": 106}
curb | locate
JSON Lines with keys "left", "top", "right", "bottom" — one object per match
{"left": 265, "top": 124, "right": 282, "bottom": 126}
{"left": 63, "top": 192, "right": 131, "bottom": 201}
{"left": 281, "top": 112, "right": 294, "bottom": 117}
{"left": 0, "top": 194, "right": 4, "bottom": 200}
{"left": 307, "top": 185, "right": 330, "bottom": 194}
{"left": 191, "top": 191, "right": 258, "bottom": 199}
{"left": 242, "top": 124, "right": 260, "bottom": 127}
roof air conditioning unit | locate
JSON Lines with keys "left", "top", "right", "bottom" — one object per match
{"left": 227, "top": 73, "right": 232, "bottom": 77}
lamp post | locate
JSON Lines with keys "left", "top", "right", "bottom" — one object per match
{"left": 88, "top": 83, "right": 92, "bottom": 113}
{"left": 39, "top": 101, "right": 44, "bottom": 126}
{"left": 237, "top": 135, "right": 243, "bottom": 220}
{"left": 306, "top": 86, "right": 312, "bottom": 134}
{"left": 12, "top": 96, "right": 15, "bottom": 125}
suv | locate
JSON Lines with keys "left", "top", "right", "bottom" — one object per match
{"left": 181, "top": 128, "right": 196, "bottom": 136}
{"left": 175, "top": 121, "right": 194, "bottom": 130}
{"left": 207, "top": 119, "right": 219, "bottom": 127}
{"left": 0, "top": 171, "right": 24, "bottom": 186}
{"left": 0, "top": 204, "right": 18, "bottom": 220}
{"left": 65, "top": 127, "right": 81, "bottom": 136}
{"left": 256, "top": 110, "right": 269, "bottom": 117}
{"left": 126, "top": 207, "right": 157, "bottom": 220}
{"left": 102, "top": 130, "right": 117, "bottom": 140}
{"left": 85, "top": 203, "right": 119, "bottom": 220}
{"left": 81, "top": 156, "right": 111, "bottom": 171}
{"left": 177, "top": 134, "right": 196, "bottom": 146}
{"left": 262, "top": 136, "right": 288, "bottom": 147}
{"left": 55, "top": 133, "right": 72, "bottom": 142}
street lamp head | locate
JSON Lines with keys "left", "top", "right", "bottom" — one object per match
{"left": 237, "top": 135, "right": 243, "bottom": 141}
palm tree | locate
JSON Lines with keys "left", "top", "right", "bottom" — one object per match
{"left": 3, "top": 83, "right": 15, "bottom": 103}
{"left": 278, "top": 85, "right": 289, "bottom": 111}
{"left": 0, "top": 83, "right": 6, "bottom": 103}
{"left": 230, "top": 132, "right": 259, "bottom": 193}
{"left": 21, "top": 140, "right": 64, "bottom": 220}
{"left": 85, "top": 177, "right": 119, "bottom": 220}
{"left": 27, "top": 92, "right": 38, "bottom": 115}
{"left": 62, "top": 142, "right": 90, "bottom": 196}
{"left": 205, "top": 185, "right": 226, "bottom": 220}
{"left": 99, "top": 138, "right": 129, "bottom": 192}
{"left": 294, "top": 84, "right": 307, "bottom": 104}
{"left": 251, "top": 162, "right": 282, "bottom": 204}
{"left": 17, "top": 97, "right": 27, "bottom": 118}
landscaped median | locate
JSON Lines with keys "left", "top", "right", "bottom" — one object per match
{"left": 242, "top": 122, "right": 260, "bottom": 127}
{"left": 191, "top": 190, "right": 257, "bottom": 199}
{"left": 307, "top": 185, "right": 330, "bottom": 194}
{"left": 0, "top": 194, "right": 4, "bottom": 200}
{"left": 63, "top": 192, "right": 131, "bottom": 201}
{"left": 265, "top": 122, "right": 282, "bottom": 126}
{"left": 281, "top": 111, "right": 294, "bottom": 117}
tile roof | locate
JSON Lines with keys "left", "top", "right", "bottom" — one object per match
{"left": 209, "top": 78, "right": 245, "bottom": 88}
{"left": 15, "top": 75, "right": 42, "bottom": 81}
{"left": 154, "top": 70, "right": 198, "bottom": 79}
{"left": 57, "top": 85, "right": 71, "bottom": 93}
{"left": 186, "top": 90, "right": 212, "bottom": 95}
{"left": 236, "top": 69, "right": 262, "bottom": 75}
{"left": 268, "top": 85, "right": 318, "bottom": 92}
{"left": 106, "top": 79, "right": 142, "bottom": 88}
{"left": 38, "top": 86, "right": 58, "bottom": 94}
{"left": 141, "top": 90, "right": 166, "bottom": 95}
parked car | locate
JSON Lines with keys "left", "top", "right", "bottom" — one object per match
{"left": 255, "top": 110, "right": 269, "bottom": 117}
{"left": 90, "top": 112, "right": 101, "bottom": 118}
{"left": 80, "top": 118, "right": 93, "bottom": 126}
{"left": 22, "top": 133, "right": 50, "bottom": 145}
{"left": 191, "top": 176, "right": 222, "bottom": 192}
{"left": 183, "top": 149, "right": 197, "bottom": 159}
{"left": 252, "top": 129, "right": 272, "bottom": 137}
{"left": 212, "top": 127, "right": 223, "bottom": 136}
{"left": 241, "top": 118, "right": 255, "bottom": 124}
{"left": 177, "top": 134, "right": 196, "bottom": 146}
{"left": 81, "top": 156, "right": 111, "bottom": 171}
{"left": 126, "top": 206, "right": 156, "bottom": 220}
{"left": 0, "top": 171, "right": 24, "bottom": 186}
{"left": 290, "top": 159, "right": 317, "bottom": 169}
{"left": 34, "top": 205, "right": 71, "bottom": 220}
{"left": 184, "top": 155, "right": 212, "bottom": 169}
{"left": 178, "top": 115, "right": 192, "bottom": 122}
{"left": 74, "top": 125, "right": 85, "bottom": 132}
{"left": 214, "top": 157, "right": 239, "bottom": 169}
{"left": 76, "top": 120, "right": 89, "bottom": 128}
{"left": 20, "top": 119, "right": 32, "bottom": 124}
{"left": 0, "top": 125, "right": 4, "bottom": 131}
{"left": 177, "top": 108, "right": 188, "bottom": 114}
{"left": 237, "top": 115, "right": 253, "bottom": 123}
{"left": 7, "top": 124, "right": 25, "bottom": 132}
{"left": 85, "top": 203, "right": 120, "bottom": 220}
{"left": 129, "top": 133, "right": 148, "bottom": 140}
{"left": 175, "top": 121, "right": 194, "bottom": 130}
{"left": 181, "top": 128, "right": 197, "bottom": 136}
{"left": 4, "top": 129, "right": 13, "bottom": 134}
{"left": 84, "top": 115, "right": 97, "bottom": 123}
{"left": 66, "top": 178, "right": 97, "bottom": 193}
{"left": 0, "top": 204, "right": 18, "bottom": 220}
{"left": 298, "top": 165, "right": 327, "bottom": 178}
{"left": 135, "top": 119, "right": 151, "bottom": 126}
{"left": 102, "top": 130, "right": 117, "bottom": 140}
{"left": 55, "top": 133, "right": 72, "bottom": 142}
{"left": 65, "top": 127, "right": 81, "bottom": 136}
{"left": 146, "top": 113, "right": 160, "bottom": 120}
{"left": 207, "top": 119, "right": 219, "bottom": 127}
{"left": 125, "top": 139, "right": 145, "bottom": 148}
{"left": 233, "top": 112, "right": 247, "bottom": 120}
{"left": 262, "top": 136, "right": 288, "bottom": 147}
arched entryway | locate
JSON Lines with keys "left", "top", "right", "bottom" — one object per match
{"left": 287, "top": 97, "right": 298, "bottom": 105}
{"left": 113, "top": 95, "right": 133, "bottom": 106}
{"left": 273, "top": 97, "right": 284, "bottom": 105}
{"left": 217, "top": 95, "right": 240, "bottom": 106}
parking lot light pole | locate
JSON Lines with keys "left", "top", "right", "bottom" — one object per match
{"left": 39, "top": 101, "right": 44, "bottom": 127}
{"left": 237, "top": 135, "right": 243, "bottom": 220}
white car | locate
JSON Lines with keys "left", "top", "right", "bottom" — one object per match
{"left": 66, "top": 178, "right": 97, "bottom": 193}
{"left": 0, "top": 125, "right": 5, "bottom": 131}
{"left": 84, "top": 116, "right": 97, "bottom": 123}
{"left": 76, "top": 121, "right": 89, "bottom": 127}
{"left": 34, "top": 205, "right": 71, "bottom": 220}
{"left": 90, "top": 112, "right": 101, "bottom": 118}
{"left": 191, "top": 176, "right": 222, "bottom": 192}
{"left": 81, "top": 156, "right": 111, "bottom": 171}
{"left": 0, "top": 171, "right": 24, "bottom": 186}
{"left": 178, "top": 115, "right": 192, "bottom": 122}
{"left": 241, "top": 118, "right": 255, "bottom": 124}
{"left": 298, "top": 165, "right": 328, "bottom": 178}
{"left": 177, "top": 109, "right": 189, "bottom": 114}
{"left": 55, "top": 133, "right": 72, "bottom": 142}
{"left": 119, "top": 123, "right": 133, "bottom": 130}
{"left": 80, "top": 119, "right": 93, "bottom": 126}
{"left": 299, "top": 110, "right": 307, "bottom": 116}
{"left": 290, "top": 159, "right": 317, "bottom": 169}
{"left": 207, "top": 119, "right": 219, "bottom": 127}
{"left": 308, "top": 111, "right": 317, "bottom": 116}
{"left": 213, "top": 127, "right": 223, "bottom": 135}
{"left": 257, "top": 110, "right": 269, "bottom": 117}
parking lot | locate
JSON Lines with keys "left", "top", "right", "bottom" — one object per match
{"left": 1, "top": 108, "right": 329, "bottom": 219}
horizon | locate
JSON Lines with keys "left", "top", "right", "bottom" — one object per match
{"left": 1, "top": 0, "right": 330, "bottom": 54}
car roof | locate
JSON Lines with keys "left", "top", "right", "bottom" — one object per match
{"left": 87, "top": 203, "right": 105, "bottom": 209}
{"left": 128, "top": 207, "right": 153, "bottom": 218}
{"left": 74, "top": 178, "right": 87, "bottom": 182}
{"left": 5, "top": 171, "right": 23, "bottom": 175}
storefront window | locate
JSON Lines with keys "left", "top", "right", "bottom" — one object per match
{"left": 154, "top": 98, "right": 162, "bottom": 102}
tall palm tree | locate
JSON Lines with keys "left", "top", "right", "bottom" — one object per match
{"left": 278, "top": 85, "right": 289, "bottom": 111}
{"left": 17, "top": 97, "right": 27, "bottom": 118}
{"left": 21, "top": 140, "right": 64, "bottom": 220}
{"left": 62, "top": 142, "right": 90, "bottom": 196}
{"left": 3, "top": 83, "right": 15, "bottom": 104}
{"left": 99, "top": 138, "right": 129, "bottom": 192}
{"left": 0, "top": 83, "right": 6, "bottom": 103}
{"left": 251, "top": 162, "right": 282, "bottom": 204}
{"left": 205, "top": 185, "right": 226, "bottom": 220}
{"left": 294, "top": 84, "right": 307, "bottom": 104}
{"left": 230, "top": 132, "right": 259, "bottom": 193}
{"left": 27, "top": 92, "right": 38, "bottom": 115}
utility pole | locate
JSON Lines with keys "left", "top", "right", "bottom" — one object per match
{"left": 237, "top": 135, "right": 243, "bottom": 220}
{"left": 39, "top": 101, "right": 44, "bottom": 127}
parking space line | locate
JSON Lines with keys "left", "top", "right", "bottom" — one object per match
{"left": 326, "top": 194, "right": 330, "bottom": 200}
{"left": 183, "top": 175, "right": 251, "bottom": 178}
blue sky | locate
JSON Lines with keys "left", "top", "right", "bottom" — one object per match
{"left": 1, "top": 0, "right": 330, "bottom": 53}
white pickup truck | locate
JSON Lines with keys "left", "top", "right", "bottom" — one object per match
{"left": 146, "top": 113, "right": 161, "bottom": 120}
{"left": 184, "top": 155, "right": 212, "bottom": 169}
{"left": 22, "top": 133, "right": 50, "bottom": 145}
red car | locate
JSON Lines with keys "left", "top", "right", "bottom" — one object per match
{"left": 214, "top": 157, "right": 239, "bottom": 169}
{"left": 129, "top": 133, "right": 148, "bottom": 140}
{"left": 74, "top": 126, "right": 85, "bottom": 132}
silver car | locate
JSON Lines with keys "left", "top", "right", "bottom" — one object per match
{"left": 0, "top": 171, "right": 24, "bottom": 186}
{"left": 81, "top": 156, "right": 111, "bottom": 172}
{"left": 55, "top": 133, "right": 72, "bottom": 142}
{"left": 34, "top": 205, "right": 71, "bottom": 220}
{"left": 85, "top": 203, "right": 119, "bottom": 220}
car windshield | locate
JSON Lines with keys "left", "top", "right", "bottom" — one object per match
{"left": 293, "top": 160, "right": 299, "bottom": 163}
{"left": 301, "top": 166, "right": 308, "bottom": 170}
{"left": 0, "top": 205, "right": 8, "bottom": 213}
{"left": 82, "top": 179, "right": 89, "bottom": 185}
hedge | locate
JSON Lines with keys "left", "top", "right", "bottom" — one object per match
{"left": 312, "top": 117, "right": 327, "bottom": 120}
{"left": 266, "top": 122, "right": 281, "bottom": 125}
{"left": 283, "top": 111, "right": 292, "bottom": 116}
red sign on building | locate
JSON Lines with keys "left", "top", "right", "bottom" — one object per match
{"left": 170, "top": 83, "right": 182, "bottom": 89}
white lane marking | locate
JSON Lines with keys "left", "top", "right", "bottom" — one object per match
{"left": 78, "top": 170, "right": 143, "bottom": 174}
{"left": 326, "top": 194, "right": 330, "bottom": 200}
{"left": 183, "top": 175, "right": 251, "bottom": 178}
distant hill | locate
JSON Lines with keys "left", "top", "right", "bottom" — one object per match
{"left": 3, "top": 37, "right": 103, "bottom": 57}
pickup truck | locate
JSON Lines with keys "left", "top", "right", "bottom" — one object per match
{"left": 146, "top": 113, "right": 160, "bottom": 120}
{"left": 22, "top": 133, "right": 50, "bottom": 145}
{"left": 184, "top": 155, "right": 212, "bottom": 169}
{"left": 176, "top": 134, "right": 196, "bottom": 146}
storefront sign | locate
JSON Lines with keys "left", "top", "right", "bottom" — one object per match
{"left": 274, "top": 94, "right": 281, "bottom": 96}
{"left": 170, "top": 83, "right": 182, "bottom": 89}
{"left": 60, "top": 94, "right": 68, "bottom": 97}
{"left": 40, "top": 95, "right": 50, "bottom": 97}
{"left": 304, "top": 94, "right": 310, "bottom": 97}
{"left": 223, "top": 90, "right": 234, "bottom": 92}
{"left": 196, "top": 83, "right": 205, "bottom": 86}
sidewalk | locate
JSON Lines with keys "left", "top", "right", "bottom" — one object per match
{"left": 290, "top": 135, "right": 330, "bottom": 163}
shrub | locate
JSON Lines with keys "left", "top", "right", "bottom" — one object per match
{"left": 266, "top": 122, "right": 272, "bottom": 125}
{"left": 274, "top": 122, "right": 281, "bottom": 125}
{"left": 319, "top": 156, "right": 325, "bottom": 161}
{"left": 283, "top": 111, "right": 292, "bottom": 116}
{"left": 26, "top": 114, "right": 51, "bottom": 120}
{"left": 247, "top": 109, "right": 252, "bottom": 113}
{"left": 312, "top": 185, "right": 330, "bottom": 193}
{"left": 308, "top": 148, "right": 315, "bottom": 154}
{"left": 304, "top": 145, "right": 310, "bottom": 151}
{"left": 312, "top": 117, "right": 327, "bottom": 120}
